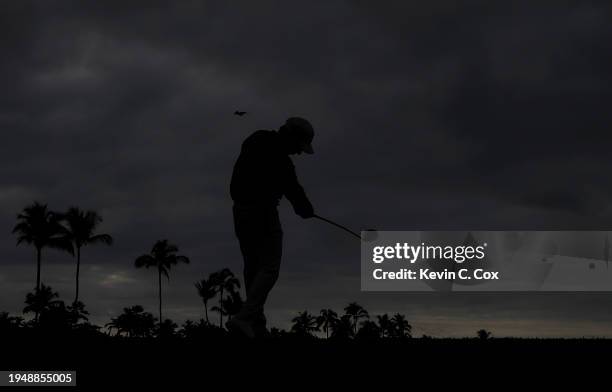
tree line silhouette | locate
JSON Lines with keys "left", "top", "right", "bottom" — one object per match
{"left": 287, "top": 303, "right": 412, "bottom": 340}
{"left": 3, "top": 201, "right": 493, "bottom": 340}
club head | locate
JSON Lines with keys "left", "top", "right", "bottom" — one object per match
{"left": 361, "top": 229, "right": 378, "bottom": 242}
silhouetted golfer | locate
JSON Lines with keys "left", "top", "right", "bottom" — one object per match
{"left": 227, "top": 117, "right": 315, "bottom": 338}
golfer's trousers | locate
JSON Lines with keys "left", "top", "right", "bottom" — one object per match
{"left": 232, "top": 204, "right": 283, "bottom": 327}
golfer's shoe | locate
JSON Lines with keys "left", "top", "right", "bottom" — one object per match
{"left": 226, "top": 318, "right": 255, "bottom": 339}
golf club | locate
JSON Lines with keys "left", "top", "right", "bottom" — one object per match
{"left": 314, "top": 214, "right": 378, "bottom": 242}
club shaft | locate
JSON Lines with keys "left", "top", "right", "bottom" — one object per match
{"left": 314, "top": 214, "right": 361, "bottom": 240}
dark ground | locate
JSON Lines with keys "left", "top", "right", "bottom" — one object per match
{"left": 1, "top": 335, "right": 608, "bottom": 388}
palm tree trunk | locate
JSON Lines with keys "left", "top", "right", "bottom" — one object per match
{"left": 204, "top": 302, "right": 209, "bottom": 324}
{"left": 36, "top": 247, "right": 41, "bottom": 292}
{"left": 74, "top": 247, "right": 81, "bottom": 304}
{"left": 219, "top": 287, "right": 223, "bottom": 328}
{"left": 35, "top": 247, "right": 41, "bottom": 322}
{"left": 158, "top": 268, "right": 163, "bottom": 331}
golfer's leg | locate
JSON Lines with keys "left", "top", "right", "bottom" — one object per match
{"left": 252, "top": 229, "right": 282, "bottom": 333}
{"left": 253, "top": 312, "right": 267, "bottom": 332}
{"left": 233, "top": 205, "right": 264, "bottom": 324}
{"left": 239, "top": 228, "right": 282, "bottom": 323}
{"left": 234, "top": 234, "right": 263, "bottom": 323}
{"left": 239, "top": 236, "right": 258, "bottom": 296}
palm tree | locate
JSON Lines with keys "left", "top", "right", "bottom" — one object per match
{"left": 391, "top": 313, "right": 412, "bottom": 338}
{"left": 477, "top": 329, "right": 492, "bottom": 340}
{"left": 377, "top": 314, "right": 393, "bottom": 338}
{"left": 0, "top": 312, "right": 23, "bottom": 331}
{"left": 195, "top": 277, "right": 217, "bottom": 324}
{"left": 12, "top": 202, "right": 73, "bottom": 292}
{"left": 220, "top": 289, "right": 243, "bottom": 321}
{"left": 134, "top": 240, "right": 190, "bottom": 330}
{"left": 344, "top": 302, "right": 369, "bottom": 335}
{"left": 62, "top": 207, "right": 113, "bottom": 304}
{"left": 157, "top": 319, "right": 178, "bottom": 338}
{"left": 23, "top": 284, "right": 61, "bottom": 323}
{"left": 209, "top": 268, "right": 240, "bottom": 328}
{"left": 66, "top": 300, "right": 89, "bottom": 326}
{"left": 356, "top": 320, "right": 381, "bottom": 340}
{"left": 291, "top": 311, "right": 320, "bottom": 337}
{"left": 179, "top": 319, "right": 217, "bottom": 339}
{"left": 210, "top": 304, "right": 227, "bottom": 324}
{"left": 211, "top": 286, "right": 242, "bottom": 326}
{"left": 317, "top": 309, "right": 339, "bottom": 339}
{"left": 330, "top": 314, "right": 354, "bottom": 339}
{"left": 179, "top": 320, "right": 196, "bottom": 338}
{"left": 105, "top": 305, "right": 157, "bottom": 337}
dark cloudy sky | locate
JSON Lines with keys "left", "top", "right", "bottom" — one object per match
{"left": 2, "top": 1, "right": 612, "bottom": 337}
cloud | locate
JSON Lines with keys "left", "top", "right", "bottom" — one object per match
{"left": 98, "top": 271, "right": 136, "bottom": 288}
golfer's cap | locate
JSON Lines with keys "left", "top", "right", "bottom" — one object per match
{"left": 285, "top": 117, "right": 314, "bottom": 154}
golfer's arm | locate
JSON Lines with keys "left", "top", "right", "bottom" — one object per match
{"left": 283, "top": 162, "right": 314, "bottom": 216}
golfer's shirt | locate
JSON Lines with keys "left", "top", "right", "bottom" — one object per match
{"left": 230, "top": 130, "right": 312, "bottom": 216}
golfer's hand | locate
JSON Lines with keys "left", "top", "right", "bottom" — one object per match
{"left": 296, "top": 204, "right": 315, "bottom": 219}
{"left": 299, "top": 210, "right": 315, "bottom": 219}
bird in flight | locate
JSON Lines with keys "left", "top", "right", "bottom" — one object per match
{"left": 234, "top": 111, "right": 247, "bottom": 116}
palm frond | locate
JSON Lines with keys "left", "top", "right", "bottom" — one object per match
{"left": 11, "top": 222, "right": 31, "bottom": 234}
{"left": 134, "top": 254, "right": 155, "bottom": 268}
{"left": 48, "top": 237, "right": 74, "bottom": 256}
{"left": 175, "top": 255, "right": 190, "bottom": 264}
{"left": 88, "top": 233, "right": 113, "bottom": 245}
{"left": 160, "top": 267, "right": 170, "bottom": 280}
{"left": 15, "top": 235, "right": 31, "bottom": 246}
